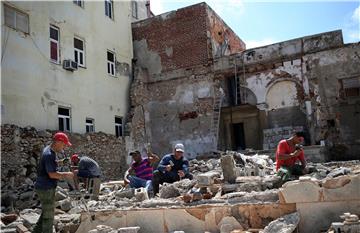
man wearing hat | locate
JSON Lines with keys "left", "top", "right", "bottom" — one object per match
{"left": 124, "top": 150, "right": 159, "bottom": 194}
{"left": 152, "top": 143, "right": 193, "bottom": 195}
{"left": 70, "top": 154, "right": 101, "bottom": 190}
{"left": 33, "top": 132, "right": 74, "bottom": 233}
{"left": 275, "top": 131, "right": 308, "bottom": 182}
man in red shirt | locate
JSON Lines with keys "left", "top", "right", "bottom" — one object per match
{"left": 275, "top": 131, "right": 308, "bottom": 182}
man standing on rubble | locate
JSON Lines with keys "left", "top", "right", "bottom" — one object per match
{"left": 33, "top": 132, "right": 74, "bottom": 233}
{"left": 152, "top": 143, "right": 193, "bottom": 195}
{"left": 70, "top": 154, "right": 101, "bottom": 190}
{"left": 124, "top": 150, "right": 159, "bottom": 195}
{"left": 275, "top": 131, "right": 308, "bottom": 182}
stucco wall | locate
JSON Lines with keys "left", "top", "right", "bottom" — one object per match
{"left": 1, "top": 1, "right": 133, "bottom": 135}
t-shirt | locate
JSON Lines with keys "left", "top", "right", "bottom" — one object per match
{"left": 35, "top": 145, "right": 58, "bottom": 190}
{"left": 131, "top": 158, "right": 153, "bottom": 180}
{"left": 78, "top": 156, "right": 101, "bottom": 177}
{"left": 275, "top": 139, "right": 305, "bottom": 171}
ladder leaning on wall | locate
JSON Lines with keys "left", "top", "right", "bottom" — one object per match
{"left": 211, "top": 85, "right": 224, "bottom": 151}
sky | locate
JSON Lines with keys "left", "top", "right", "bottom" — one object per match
{"left": 150, "top": 0, "right": 360, "bottom": 49}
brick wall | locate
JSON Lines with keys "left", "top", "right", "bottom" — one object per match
{"left": 1, "top": 124, "right": 127, "bottom": 189}
{"left": 132, "top": 3, "right": 209, "bottom": 72}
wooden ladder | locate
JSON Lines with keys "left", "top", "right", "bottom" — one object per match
{"left": 211, "top": 87, "right": 224, "bottom": 151}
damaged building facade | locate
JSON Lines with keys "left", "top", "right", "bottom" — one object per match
{"left": 130, "top": 2, "right": 360, "bottom": 160}
{"left": 1, "top": 1, "right": 138, "bottom": 135}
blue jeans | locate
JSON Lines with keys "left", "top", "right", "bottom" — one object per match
{"left": 128, "top": 176, "right": 152, "bottom": 192}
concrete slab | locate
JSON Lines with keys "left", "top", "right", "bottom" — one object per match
{"left": 323, "top": 175, "right": 360, "bottom": 202}
{"left": 164, "top": 209, "right": 205, "bottom": 233}
{"left": 126, "top": 209, "right": 165, "bottom": 233}
{"left": 296, "top": 201, "right": 360, "bottom": 233}
{"left": 280, "top": 180, "right": 322, "bottom": 203}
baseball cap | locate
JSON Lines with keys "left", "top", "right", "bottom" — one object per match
{"left": 174, "top": 143, "right": 184, "bottom": 152}
{"left": 71, "top": 154, "right": 79, "bottom": 162}
{"left": 53, "top": 132, "right": 72, "bottom": 146}
{"left": 129, "top": 150, "right": 141, "bottom": 156}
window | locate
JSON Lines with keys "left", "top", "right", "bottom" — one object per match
{"left": 105, "top": 0, "right": 113, "bottom": 19}
{"left": 115, "top": 117, "right": 123, "bottom": 137}
{"left": 73, "top": 0, "right": 84, "bottom": 7}
{"left": 132, "top": 1, "right": 138, "bottom": 19}
{"left": 50, "top": 25, "right": 60, "bottom": 63}
{"left": 58, "top": 107, "right": 71, "bottom": 132}
{"left": 86, "top": 118, "right": 94, "bottom": 133}
{"left": 342, "top": 77, "right": 360, "bottom": 98}
{"left": 74, "top": 37, "right": 85, "bottom": 67}
{"left": 107, "top": 50, "right": 116, "bottom": 76}
{"left": 4, "top": 4, "right": 29, "bottom": 34}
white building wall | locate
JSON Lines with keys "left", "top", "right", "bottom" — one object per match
{"left": 1, "top": 1, "right": 134, "bottom": 135}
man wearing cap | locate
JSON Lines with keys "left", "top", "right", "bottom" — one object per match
{"left": 70, "top": 154, "right": 101, "bottom": 190}
{"left": 124, "top": 150, "right": 159, "bottom": 194}
{"left": 152, "top": 143, "right": 193, "bottom": 195}
{"left": 33, "top": 132, "right": 74, "bottom": 233}
{"left": 275, "top": 131, "right": 308, "bottom": 182}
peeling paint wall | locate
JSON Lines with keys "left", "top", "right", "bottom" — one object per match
{"left": 304, "top": 43, "right": 360, "bottom": 158}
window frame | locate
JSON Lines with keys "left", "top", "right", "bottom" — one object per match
{"left": 86, "top": 118, "right": 95, "bottom": 133}
{"left": 341, "top": 77, "right": 360, "bottom": 98}
{"left": 107, "top": 50, "right": 116, "bottom": 77}
{"left": 105, "top": 0, "right": 114, "bottom": 19}
{"left": 74, "top": 36, "right": 85, "bottom": 67}
{"left": 58, "top": 107, "right": 71, "bottom": 132}
{"left": 115, "top": 116, "right": 123, "bottom": 137}
{"left": 4, "top": 4, "right": 29, "bottom": 34}
{"left": 132, "top": 1, "right": 138, "bottom": 19}
{"left": 50, "top": 25, "right": 60, "bottom": 64}
{"left": 73, "top": 0, "right": 84, "bottom": 8}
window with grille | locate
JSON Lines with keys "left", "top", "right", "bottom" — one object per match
{"left": 132, "top": 1, "right": 138, "bottom": 19}
{"left": 107, "top": 50, "right": 116, "bottom": 76}
{"left": 50, "top": 25, "right": 60, "bottom": 63}
{"left": 74, "top": 37, "right": 85, "bottom": 67}
{"left": 58, "top": 107, "right": 71, "bottom": 132}
{"left": 342, "top": 77, "right": 360, "bottom": 98}
{"left": 105, "top": 0, "right": 114, "bottom": 19}
{"left": 86, "top": 118, "right": 94, "bottom": 133}
{"left": 4, "top": 4, "right": 29, "bottom": 34}
{"left": 73, "top": 0, "right": 84, "bottom": 8}
{"left": 115, "top": 117, "right": 123, "bottom": 137}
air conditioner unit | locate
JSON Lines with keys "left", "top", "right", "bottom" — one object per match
{"left": 63, "top": 60, "right": 78, "bottom": 71}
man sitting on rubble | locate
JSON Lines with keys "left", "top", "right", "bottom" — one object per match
{"left": 124, "top": 150, "right": 159, "bottom": 195}
{"left": 152, "top": 143, "right": 193, "bottom": 195}
{"left": 70, "top": 154, "right": 101, "bottom": 190}
{"left": 275, "top": 131, "right": 308, "bottom": 182}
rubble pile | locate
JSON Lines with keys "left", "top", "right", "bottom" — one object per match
{"left": 88, "top": 225, "right": 140, "bottom": 233}
{"left": 328, "top": 213, "right": 360, "bottom": 233}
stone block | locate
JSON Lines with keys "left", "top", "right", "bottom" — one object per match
{"left": 217, "top": 216, "right": 243, "bottom": 232}
{"left": 20, "top": 212, "right": 39, "bottom": 229}
{"left": 221, "top": 154, "right": 237, "bottom": 183}
{"left": 197, "top": 171, "right": 221, "bottom": 186}
{"left": 280, "top": 180, "right": 322, "bottom": 203}
{"left": 262, "top": 212, "right": 299, "bottom": 233}
{"left": 322, "top": 175, "right": 351, "bottom": 189}
{"left": 134, "top": 188, "right": 148, "bottom": 202}
{"left": 16, "top": 224, "right": 30, "bottom": 233}
{"left": 323, "top": 175, "right": 360, "bottom": 202}
{"left": 117, "top": 226, "right": 140, "bottom": 233}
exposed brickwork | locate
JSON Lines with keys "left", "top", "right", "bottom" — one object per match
{"left": 1, "top": 124, "right": 127, "bottom": 189}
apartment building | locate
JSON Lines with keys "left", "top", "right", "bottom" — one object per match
{"left": 1, "top": 1, "right": 143, "bottom": 135}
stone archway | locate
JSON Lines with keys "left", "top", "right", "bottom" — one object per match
{"left": 266, "top": 80, "right": 301, "bottom": 110}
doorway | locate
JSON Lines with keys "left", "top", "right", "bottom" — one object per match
{"left": 232, "top": 122, "right": 246, "bottom": 150}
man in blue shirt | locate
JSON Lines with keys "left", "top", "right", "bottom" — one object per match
{"left": 70, "top": 154, "right": 101, "bottom": 190}
{"left": 33, "top": 132, "right": 74, "bottom": 233}
{"left": 152, "top": 143, "right": 193, "bottom": 195}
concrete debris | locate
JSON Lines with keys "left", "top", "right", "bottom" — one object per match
{"left": 326, "top": 167, "right": 351, "bottom": 178}
{"left": 329, "top": 213, "right": 360, "bottom": 233}
{"left": 221, "top": 153, "right": 238, "bottom": 183}
{"left": 88, "top": 225, "right": 140, "bottom": 233}
{"left": 134, "top": 187, "right": 149, "bottom": 202}
{"left": 218, "top": 216, "right": 244, "bottom": 233}
{"left": 262, "top": 212, "right": 300, "bottom": 233}
{"left": 159, "top": 183, "right": 181, "bottom": 198}
{"left": 115, "top": 188, "right": 135, "bottom": 199}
